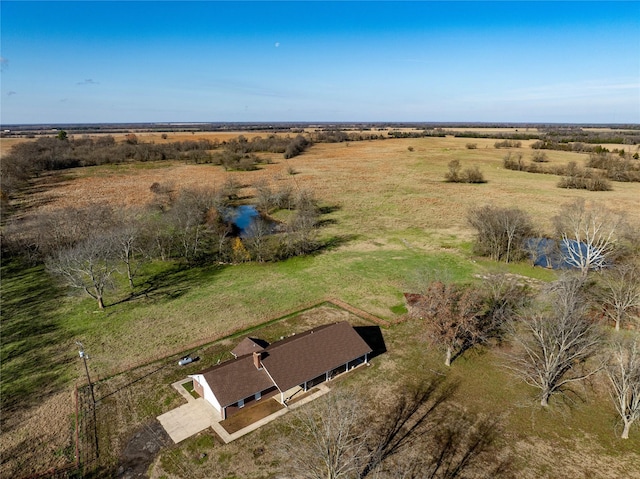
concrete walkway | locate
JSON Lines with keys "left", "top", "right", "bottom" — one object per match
{"left": 158, "top": 379, "right": 331, "bottom": 444}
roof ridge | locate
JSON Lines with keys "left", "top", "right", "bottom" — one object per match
{"left": 264, "top": 321, "right": 345, "bottom": 352}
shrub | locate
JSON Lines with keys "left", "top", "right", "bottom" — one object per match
{"left": 283, "top": 135, "right": 311, "bottom": 159}
{"left": 557, "top": 162, "right": 612, "bottom": 191}
{"left": 445, "top": 160, "right": 486, "bottom": 183}
{"left": 494, "top": 140, "right": 522, "bottom": 149}
{"left": 503, "top": 152, "right": 526, "bottom": 171}
{"left": 445, "top": 160, "right": 461, "bottom": 182}
{"left": 462, "top": 166, "right": 486, "bottom": 183}
{"left": 467, "top": 205, "right": 535, "bottom": 262}
{"left": 531, "top": 151, "right": 548, "bottom": 163}
{"left": 465, "top": 143, "right": 478, "bottom": 149}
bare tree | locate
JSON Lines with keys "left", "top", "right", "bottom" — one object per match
{"left": 167, "top": 187, "right": 222, "bottom": 263}
{"left": 109, "top": 218, "right": 146, "bottom": 289}
{"left": 244, "top": 217, "right": 273, "bottom": 262}
{"left": 9, "top": 205, "right": 114, "bottom": 261}
{"left": 467, "top": 205, "right": 535, "bottom": 263}
{"left": 507, "top": 275, "right": 603, "bottom": 406}
{"left": 445, "top": 160, "right": 461, "bottom": 182}
{"left": 606, "top": 338, "right": 640, "bottom": 439}
{"left": 46, "top": 234, "right": 119, "bottom": 309}
{"left": 412, "top": 282, "right": 489, "bottom": 367}
{"left": 598, "top": 262, "right": 640, "bottom": 331}
{"left": 553, "top": 199, "right": 624, "bottom": 276}
{"left": 284, "top": 391, "right": 368, "bottom": 479}
{"left": 284, "top": 378, "right": 511, "bottom": 479}
{"left": 480, "top": 273, "right": 531, "bottom": 326}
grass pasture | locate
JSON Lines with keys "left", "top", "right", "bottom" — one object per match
{"left": 2, "top": 133, "right": 640, "bottom": 477}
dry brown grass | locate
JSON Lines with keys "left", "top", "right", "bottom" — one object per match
{"left": 0, "top": 390, "right": 74, "bottom": 478}
{"left": 26, "top": 136, "right": 640, "bottom": 239}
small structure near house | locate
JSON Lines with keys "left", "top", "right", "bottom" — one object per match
{"left": 231, "top": 337, "right": 269, "bottom": 358}
{"left": 189, "top": 322, "right": 372, "bottom": 420}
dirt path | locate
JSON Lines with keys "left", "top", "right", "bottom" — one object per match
{"left": 117, "top": 420, "right": 171, "bottom": 479}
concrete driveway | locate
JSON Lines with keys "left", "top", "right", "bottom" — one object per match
{"left": 158, "top": 378, "right": 331, "bottom": 444}
{"left": 157, "top": 379, "right": 221, "bottom": 443}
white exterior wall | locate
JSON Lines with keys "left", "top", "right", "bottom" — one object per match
{"left": 189, "top": 374, "right": 222, "bottom": 415}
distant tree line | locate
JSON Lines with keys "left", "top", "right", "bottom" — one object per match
{"left": 0, "top": 133, "right": 312, "bottom": 203}
{"left": 502, "top": 151, "right": 640, "bottom": 191}
{"left": 445, "top": 127, "right": 640, "bottom": 148}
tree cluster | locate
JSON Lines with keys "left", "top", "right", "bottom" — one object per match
{"left": 467, "top": 200, "right": 632, "bottom": 273}
{"left": 0, "top": 134, "right": 313, "bottom": 201}
{"left": 493, "top": 140, "right": 522, "bottom": 148}
{"left": 557, "top": 161, "right": 612, "bottom": 191}
{"left": 411, "top": 196, "right": 640, "bottom": 438}
{"left": 3, "top": 181, "right": 323, "bottom": 310}
{"left": 585, "top": 152, "right": 640, "bottom": 182}
{"left": 408, "top": 269, "right": 639, "bottom": 438}
{"left": 502, "top": 152, "right": 640, "bottom": 190}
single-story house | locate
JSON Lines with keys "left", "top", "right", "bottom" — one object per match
{"left": 189, "top": 321, "right": 372, "bottom": 419}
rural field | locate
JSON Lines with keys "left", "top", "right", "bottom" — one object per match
{"left": 2, "top": 130, "right": 640, "bottom": 478}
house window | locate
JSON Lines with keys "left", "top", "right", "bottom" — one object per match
{"left": 238, "top": 399, "right": 245, "bottom": 408}
{"left": 255, "top": 392, "right": 261, "bottom": 401}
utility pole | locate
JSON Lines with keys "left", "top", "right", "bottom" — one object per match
{"left": 76, "top": 341, "right": 96, "bottom": 406}
{"left": 76, "top": 341, "right": 99, "bottom": 459}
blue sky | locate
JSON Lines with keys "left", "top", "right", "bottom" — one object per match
{"left": 1, "top": 1, "right": 639, "bottom": 124}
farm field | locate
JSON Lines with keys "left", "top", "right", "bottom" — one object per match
{"left": 2, "top": 132, "right": 640, "bottom": 478}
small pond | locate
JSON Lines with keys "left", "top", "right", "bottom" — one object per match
{"left": 526, "top": 238, "right": 605, "bottom": 270}
{"left": 225, "top": 205, "right": 278, "bottom": 237}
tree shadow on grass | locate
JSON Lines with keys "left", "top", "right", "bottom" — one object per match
{"left": 360, "top": 376, "right": 512, "bottom": 478}
{"left": 0, "top": 259, "right": 73, "bottom": 431}
{"left": 315, "top": 234, "right": 360, "bottom": 253}
{"left": 113, "top": 262, "right": 226, "bottom": 307}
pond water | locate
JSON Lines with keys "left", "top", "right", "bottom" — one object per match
{"left": 526, "top": 238, "right": 605, "bottom": 270}
{"left": 225, "top": 205, "right": 278, "bottom": 237}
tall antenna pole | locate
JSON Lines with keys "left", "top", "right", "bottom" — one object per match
{"left": 76, "top": 341, "right": 96, "bottom": 406}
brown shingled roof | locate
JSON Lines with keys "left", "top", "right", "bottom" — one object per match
{"left": 195, "top": 321, "right": 372, "bottom": 407}
{"left": 261, "top": 321, "right": 372, "bottom": 392}
{"left": 231, "top": 337, "right": 268, "bottom": 358}
{"left": 198, "top": 356, "right": 274, "bottom": 408}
